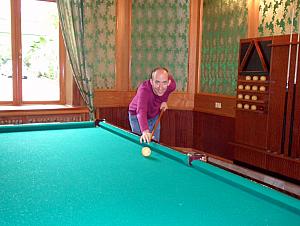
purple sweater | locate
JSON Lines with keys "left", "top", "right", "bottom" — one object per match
{"left": 129, "top": 76, "right": 176, "bottom": 132}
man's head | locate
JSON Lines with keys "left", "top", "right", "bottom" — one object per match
{"left": 150, "top": 67, "right": 171, "bottom": 96}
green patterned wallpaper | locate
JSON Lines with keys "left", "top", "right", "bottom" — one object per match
{"left": 84, "top": 0, "right": 116, "bottom": 89}
{"left": 259, "top": 0, "right": 300, "bottom": 36}
{"left": 201, "top": 0, "right": 248, "bottom": 96}
{"left": 131, "top": 0, "right": 190, "bottom": 91}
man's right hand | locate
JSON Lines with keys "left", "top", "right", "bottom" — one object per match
{"left": 140, "top": 130, "right": 152, "bottom": 143}
{"left": 160, "top": 102, "right": 168, "bottom": 111}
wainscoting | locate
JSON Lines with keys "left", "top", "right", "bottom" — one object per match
{"left": 96, "top": 107, "right": 235, "bottom": 161}
{"left": 193, "top": 111, "right": 235, "bottom": 160}
{"left": 0, "top": 106, "right": 89, "bottom": 125}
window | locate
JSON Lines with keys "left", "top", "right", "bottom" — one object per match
{"left": 0, "top": 0, "right": 65, "bottom": 105}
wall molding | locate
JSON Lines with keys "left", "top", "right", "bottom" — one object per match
{"left": 94, "top": 90, "right": 236, "bottom": 117}
{"left": 94, "top": 90, "right": 195, "bottom": 109}
{"left": 194, "top": 93, "right": 236, "bottom": 118}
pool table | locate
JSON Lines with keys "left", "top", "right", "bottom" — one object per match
{"left": 0, "top": 121, "right": 299, "bottom": 226}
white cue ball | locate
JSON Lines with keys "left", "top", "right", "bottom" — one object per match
{"left": 253, "top": 76, "right": 259, "bottom": 81}
{"left": 245, "top": 76, "right": 251, "bottom": 81}
{"left": 251, "top": 105, "right": 257, "bottom": 110}
{"left": 260, "top": 76, "right": 266, "bottom": 81}
{"left": 259, "top": 86, "right": 266, "bottom": 92}
{"left": 238, "top": 94, "right": 243, "bottom": 99}
{"left": 245, "top": 85, "right": 251, "bottom": 90}
{"left": 238, "top": 85, "right": 244, "bottom": 90}
{"left": 244, "top": 94, "right": 250, "bottom": 100}
{"left": 252, "top": 85, "right": 258, "bottom": 91}
{"left": 237, "top": 103, "right": 243, "bottom": 109}
{"left": 244, "top": 104, "right": 250, "bottom": 109}
{"left": 142, "top": 147, "right": 151, "bottom": 157}
{"left": 251, "top": 95, "right": 258, "bottom": 101}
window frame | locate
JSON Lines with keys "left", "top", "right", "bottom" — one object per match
{"left": 0, "top": 0, "right": 66, "bottom": 105}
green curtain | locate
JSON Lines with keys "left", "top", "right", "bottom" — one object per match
{"left": 57, "top": 0, "right": 94, "bottom": 120}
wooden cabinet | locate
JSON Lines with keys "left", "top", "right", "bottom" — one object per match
{"left": 234, "top": 36, "right": 300, "bottom": 182}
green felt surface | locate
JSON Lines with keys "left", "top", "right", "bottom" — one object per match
{"left": 0, "top": 121, "right": 299, "bottom": 226}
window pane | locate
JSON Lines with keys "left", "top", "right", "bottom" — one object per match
{"left": 0, "top": 0, "right": 13, "bottom": 101}
{"left": 21, "top": 0, "right": 59, "bottom": 101}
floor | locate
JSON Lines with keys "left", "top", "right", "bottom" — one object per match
{"left": 174, "top": 147, "right": 300, "bottom": 199}
{"left": 208, "top": 156, "right": 300, "bottom": 199}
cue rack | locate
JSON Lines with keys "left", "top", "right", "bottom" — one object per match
{"left": 233, "top": 35, "right": 300, "bottom": 181}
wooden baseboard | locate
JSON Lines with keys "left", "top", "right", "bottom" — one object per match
{"left": 172, "top": 146, "right": 233, "bottom": 164}
{"left": 0, "top": 106, "right": 89, "bottom": 125}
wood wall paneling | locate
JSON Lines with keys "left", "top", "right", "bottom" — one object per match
{"left": 96, "top": 106, "right": 236, "bottom": 160}
{"left": 94, "top": 90, "right": 135, "bottom": 108}
{"left": 247, "top": 0, "right": 259, "bottom": 38}
{"left": 73, "top": 80, "right": 86, "bottom": 106}
{"left": 94, "top": 91, "right": 194, "bottom": 110}
{"left": 193, "top": 111, "right": 204, "bottom": 151}
{"left": 160, "top": 109, "right": 177, "bottom": 146}
{"left": 160, "top": 110, "right": 194, "bottom": 148}
{"left": 97, "top": 108, "right": 194, "bottom": 148}
{"left": 116, "top": 0, "right": 130, "bottom": 90}
{"left": 188, "top": 0, "right": 201, "bottom": 94}
{"left": 168, "top": 93, "right": 194, "bottom": 110}
{"left": 193, "top": 111, "right": 235, "bottom": 160}
{"left": 233, "top": 144, "right": 267, "bottom": 169}
{"left": 194, "top": 93, "right": 236, "bottom": 118}
{"left": 266, "top": 154, "right": 300, "bottom": 181}
{"left": 94, "top": 90, "right": 236, "bottom": 160}
{"left": 97, "top": 107, "right": 131, "bottom": 130}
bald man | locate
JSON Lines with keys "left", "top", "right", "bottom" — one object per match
{"left": 128, "top": 67, "right": 176, "bottom": 143}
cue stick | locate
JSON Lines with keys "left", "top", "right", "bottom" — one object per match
{"left": 150, "top": 108, "right": 165, "bottom": 141}
{"left": 281, "top": 8, "right": 295, "bottom": 154}
{"left": 288, "top": 14, "right": 300, "bottom": 156}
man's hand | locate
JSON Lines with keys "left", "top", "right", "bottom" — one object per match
{"left": 160, "top": 102, "right": 168, "bottom": 111}
{"left": 140, "top": 130, "right": 152, "bottom": 143}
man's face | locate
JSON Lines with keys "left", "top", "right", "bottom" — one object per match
{"left": 150, "top": 69, "right": 171, "bottom": 96}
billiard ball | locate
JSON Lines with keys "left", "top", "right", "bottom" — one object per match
{"left": 245, "top": 85, "right": 251, "bottom": 90}
{"left": 244, "top": 104, "right": 250, "bottom": 109}
{"left": 253, "top": 76, "right": 259, "bottom": 81}
{"left": 237, "top": 103, "right": 243, "bottom": 109}
{"left": 260, "top": 76, "right": 266, "bottom": 81}
{"left": 238, "top": 94, "right": 243, "bottom": 99}
{"left": 251, "top": 95, "right": 258, "bottom": 101}
{"left": 238, "top": 85, "right": 244, "bottom": 90}
{"left": 246, "top": 76, "right": 251, "bottom": 81}
{"left": 252, "top": 85, "right": 258, "bottom": 91}
{"left": 251, "top": 105, "right": 257, "bottom": 110}
{"left": 142, "top": 147, "right": 151, "bottom": 157}
{"left": 244, "top": 94, "right": 250, "bottom": 100}
{"left": 259, "top": 86, "right": 266, "bottom": 92}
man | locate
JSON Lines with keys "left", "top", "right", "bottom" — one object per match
{"left": 128, "top": 67, "right": 176, "bottom": 143}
